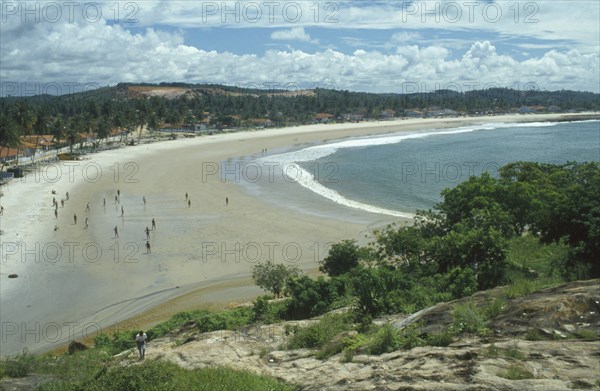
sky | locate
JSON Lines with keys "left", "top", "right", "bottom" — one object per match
{"left": 1, "top": 1, "right": 599, "bottom": 96}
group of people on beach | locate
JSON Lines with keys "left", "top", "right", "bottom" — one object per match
{"left": 50, "top": 188, "right": 157, "bottom": 254}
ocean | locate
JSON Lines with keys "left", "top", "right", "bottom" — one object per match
{"left": 248, "top": 120, "right": 600, "bottom": 218}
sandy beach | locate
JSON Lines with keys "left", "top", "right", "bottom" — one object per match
{"left": 1, "top": 112, "right": 598, "bottom": 356}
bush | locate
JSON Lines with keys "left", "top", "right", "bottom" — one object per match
{"left": 363, "top": 323, "right": 426, "bottom": 355}
{"left": 285, "top": 276, "right": 338, "bottom": 319}
{"left": 91, "top": 330, "right": 137, "bottom": 355}
{"left": 498, "top": 364, "right": 535, "bottom": 380}
{"left": 286, "top": 313, "right": 353, "bottom": 350}
{"left": 441, "top": 267, "right": 478, "bottom": 299}
{"left": 452, "top": 302, "right": 489, "bottom": 336}
{"left": 252, "top": 295, "right": 275, "bottom": 323}
{"left": 320, "top": 239, "right": 360, "bottom": 277}
{"left": 427, "top": 330, "right": 455, "bottom": 347}
{"left": 252, "top": 260, "right": 301, "bottom": 298}
{"left": 483, "top": 297, "right": 506, "bottom": 319}
{"left": 349, "top": 267, "right": 385, "bottom": 319}
{"left": 366, "top": 324, "right": 400, "bottom": 355}
{"left": 2, "top": 350, "right": 36, "bottom": 378}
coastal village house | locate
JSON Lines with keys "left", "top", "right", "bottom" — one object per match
{"left": 313, "top": 113, "right": 335, "bottom": 123}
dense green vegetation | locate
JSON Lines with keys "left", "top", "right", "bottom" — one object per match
{"left": 1, "top": 84, "right": 599, "bottom": 154}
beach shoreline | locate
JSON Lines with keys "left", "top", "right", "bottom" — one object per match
{"left": 1, "top": 112, "right": 598, "bottom": 356}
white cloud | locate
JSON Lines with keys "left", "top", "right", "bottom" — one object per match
{"left": 271, "top": 27, "right": 318, "bottom": 44}
{"left": 391, "top": 32, "right": 423, "bottom": 43}
{"left": 0, "top": 1, "right": 598, "bottom": 94}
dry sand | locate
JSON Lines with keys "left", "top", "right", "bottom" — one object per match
{"left": 1, "top": 112, "right": 597, "bottom": 355}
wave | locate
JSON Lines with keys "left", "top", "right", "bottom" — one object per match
{"left": 255, "top": 120, "right": 564, "bottom": 217}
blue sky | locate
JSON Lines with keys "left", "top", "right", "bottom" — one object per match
{"left": 1, "top": 1, "right": 599, "bottom": 95}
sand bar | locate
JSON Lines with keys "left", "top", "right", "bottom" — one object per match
{"left": 1, "top": 112, "right": 598, "bottom": 356}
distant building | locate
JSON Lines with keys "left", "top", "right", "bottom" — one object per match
{"left": 20, "top": 135, "right": 56, "bottom": 151}
{"left": 0, "top": 147, "right": 22, "bottom": 163}
{"left": 313, "top": 113, "right": 335, "bottom": 123}
{"left": 343, "top": 113, "right": 364, "bottom": 122}
{"left": 426, "top": 108, "right": 458, "bottom": 117}
{"left": 518, "top": 106, "right": 534, "bottom": 114}
{"left": 381, "top": 109, "right": 396, "bottom": 119}
{"left": 405, "top": 110, "right": 424, "bottom": 118}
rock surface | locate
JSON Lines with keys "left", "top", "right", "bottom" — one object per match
{"left": 115, "top": 279, "right": 599, "bottom": 390}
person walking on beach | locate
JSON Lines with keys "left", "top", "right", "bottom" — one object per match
{"left": 135, "top": 331, "right": 147, "bottom": 360}
{"left": 0, "top": 205, "right": 4, "bottom": 215}
{"left": 225, "top": 196, "right": 228, "bottom": 206}
{"left": 117, "top": 189, "right": 120, "bottom": 198}
{"left": 52, "top": 197, "right": 56, "bottom": 207}
{"left": 61, "top": 199, "right": 65, "bottom": 207}
{"left": 86, "top": 202, "right": 90, "bottom": 212}
{"left": 151, "top": 218, "right": 156, "bottom": 230}
{"left": 145, "top": 226, "right": 150, "bottom": 240}
{"left": 114, "top": 225, "right": 119, "bottom": 238}
{"left": 115, "top": 195, "right": 118, "bottom": 204}
{"left": 54, "top": 209, "right": 58, "bottom": 219}
{"left": 103, "top": 198, "right": 106, "bottom": 207}
{"left": 84, "top": 218, "right": 88, "bottom": 229}
{"left": 146, "top": 241, "right": 151, "bottom": 254}
{"left": 187, "top": 199, "right": 191, "bottom": 207}
{"left": 73, "top": 213, "right": 77, "bottom": 224}
{"left": 143, "top": 196, "right": 146, "bottom": 205}
{"left": 66, "top": 192, "right": 69, "bottom": 200}
{"left": 185, "top": 192, "right": 188, "bottom": 201}
{"left": 121, "top": 206, "right": 124, "bottom": 216}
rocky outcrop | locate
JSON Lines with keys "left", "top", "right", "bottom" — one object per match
{"left": 116, "top": 280, "right": 600, "bottom": 390}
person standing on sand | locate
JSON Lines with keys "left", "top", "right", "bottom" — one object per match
{"left": 226, "top": 196, "right": 228, "bottom": 206}
{"left": 143, "top": 196, "right": 146, "bottom": 205}
{"left": 121, "top": 206, "right": 124, "bottom": 216}
{"left": 86, "top": 202, "right": 90, "bottom": 212}
{"left": 66, "top": 192, "right": 69, "bottom": 200}
{"left": 73, "top": 213, "right": 77, "bottom": 224}
{"left": 103, "top": 198, "right": 106, "bottom": 207}
{"left": 115, "top": 195, "right": 118, "bottom": 204}
{"left": 146, "top": 241, "right": 151, "bottom": 254}
{"left": 185, "top": 192, "right": 188, "bottom": 200}
{"left": 54, "top": 209, "right": 58, "bottom": 219}
{"left": 151, "top": 218, "right": 156, "bottom": 230}
{"left": 145, "top": 226, "right": 150, "bottom": 240}
{"left": 84, "top": 218, "right": 88, "bottom": 229}
{"left": 61, "top": 199, "right": 65, "bottom": 207}
{"left": 114, "top": 226, "right": 119, "bottom": 238}
{"left": 1, "top": 205, "right": 4, "bottom": 215}
{"left": 135, "top": 331, "right": 147, "bottom": 360}
{"left": 187, "top": 199, "right": 191, "bottom": 207}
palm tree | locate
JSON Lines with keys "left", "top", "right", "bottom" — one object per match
{"left": 0, "top": 115, "right": 21, "bottom": 171}
{"left": 67, "top": 115, "right": 83, "bottom": 152}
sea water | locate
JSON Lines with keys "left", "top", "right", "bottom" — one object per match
{"left": 252, "top": 120, "right": 599, "bottom": 217}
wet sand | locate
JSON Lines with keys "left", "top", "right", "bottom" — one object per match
{"left": 1, "top": 112, "right": 597, "bottom": 356}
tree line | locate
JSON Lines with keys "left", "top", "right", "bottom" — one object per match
{"left": 2, "top": 83, "right": 599, "bottom": 152}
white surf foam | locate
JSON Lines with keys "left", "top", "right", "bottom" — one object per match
{"left": 257, "top": 121, "right": 562, "bottom": 217}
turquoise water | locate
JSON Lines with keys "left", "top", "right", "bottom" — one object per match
{"left": 302, "top": 120, "right": 600, "bottom": 214}
{"left": 255, "top": 120, "right": 599, "bottom": 216}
